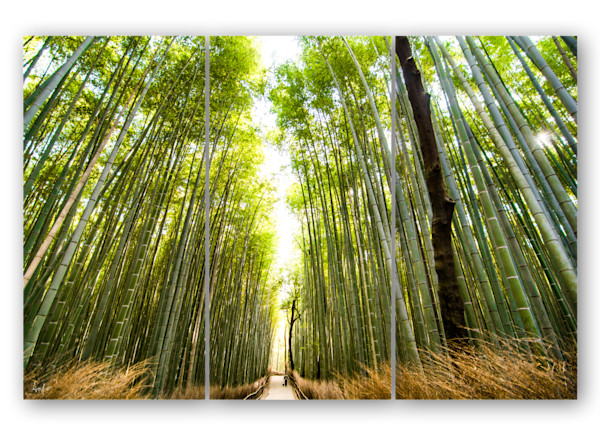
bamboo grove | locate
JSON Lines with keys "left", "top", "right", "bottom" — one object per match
{"left": 272, "top": 36, "right": 576, "bottom": 381}
{"left": 393, "top": 36, "right": 577, "bottom": 364}
{"left": 23, "top": 36, "right": 277, "bottom": 396}
{"left": 271, "top": 37, "right": 394, "bottom": 380}
{"left": 23, "top": 35, "right": 577, "bottom": 398}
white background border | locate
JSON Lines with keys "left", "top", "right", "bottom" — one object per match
{"left": 3, "top": 1, "right": 596, "bottom": 435}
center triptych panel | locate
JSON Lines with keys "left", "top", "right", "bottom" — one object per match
{"left": 208, "top": 36, "right": 393, "bottom": 400}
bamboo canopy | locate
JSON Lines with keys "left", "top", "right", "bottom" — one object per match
{"left": 23, "top": 35, "right": 577, "bottom": 395}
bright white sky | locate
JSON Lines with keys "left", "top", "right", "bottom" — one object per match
{"left": 252, "top": 36, "right": 302, "bottom": 272}
{"left": 252, "top": 37, "right": 303, "bottom": 361}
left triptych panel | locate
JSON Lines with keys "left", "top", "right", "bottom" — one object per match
{"left": 24, "top": 36, "right": 208, "bottom": 399}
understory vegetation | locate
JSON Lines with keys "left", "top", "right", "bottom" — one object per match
{"left": 24, "top": 360, "right": 268, "bottom": 400}
{"left": 289, "top": 337, "right": 576, "bottom": 399}
{"left": 209, "top": 374, "right": 270, "bottom": 400}
{"left": 24, "top": 360, "right": 153, "bottom": 399}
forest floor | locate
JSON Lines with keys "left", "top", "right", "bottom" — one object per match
{"left": 261, "top": 375, "right": 296, "bottom": 400}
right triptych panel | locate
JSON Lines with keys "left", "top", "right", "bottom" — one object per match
{"left": 392, "top": 36, "right": 577, "bottom": 399}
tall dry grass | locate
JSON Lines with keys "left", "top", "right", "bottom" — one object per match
{"left": 395, "top": 339, "right": 577, "bottom": 399}
{"left": 289, "top": 365, "right": 390, "bottom": 399}
{"left": 209, "top": 373, "right": 270, "bottom": 399}
{"left": 24, "top": 360, "right": 152, "bottom": 399}
{"left": 336, "top": 364, "right": 392, "bottom": 399}
{"left": 165, "top": 385, "right": 205, "bottom": 399}
{"left": 24, "top": 340, "right": 575, "bottom": 400}
{"left": 288, "top": 369, "right": 344, "bottom": 399}
{"left": 290, "top": 338, "right": 576, "bottom": 400}
{"left": 24, "top": 359, "right": 209, "bottom": 399}
{"left": 24, "top": 358, "right": 271, "bottom": 400}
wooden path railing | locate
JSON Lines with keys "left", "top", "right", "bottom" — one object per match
{"left": 243, "top": 374, "right": 270, "bottom": 400}
{"left": 286, "top": 370, "right": 308, "bottom": 400}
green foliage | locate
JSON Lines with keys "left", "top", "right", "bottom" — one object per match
{"left": 23, "top": 34, "right": 577, "bottom": 397}
{"left": 23, "top": 35, "right": 277, "bottom": 394}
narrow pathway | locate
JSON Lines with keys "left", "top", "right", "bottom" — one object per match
{"left": 261, "top": 375, "right": 296, "bottom": 400}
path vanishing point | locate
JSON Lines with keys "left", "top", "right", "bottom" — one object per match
{"left": 261, "top": 375, "right": 296, "bottom": 400}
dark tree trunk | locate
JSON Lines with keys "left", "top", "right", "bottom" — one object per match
{"left": 288, "top": 299, "right": 297, "bottom": 370}
{"left": 396, "top": 36, "right": 466, "bottom": 344}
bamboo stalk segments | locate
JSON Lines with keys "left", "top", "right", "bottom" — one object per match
{"left": 23, "top": 35, "right": 577, "bottom": 399}
{"left": 23, "top": 36, "right": 277, "bottom": 397}
{"left": 274, "top": 35, "right": 577, "bottom": 380}
{"left": 271, "top": 37, "right": 395, "bottom": 379}
{"left": 393, "top": 36, "right": 577, "bottom": 360}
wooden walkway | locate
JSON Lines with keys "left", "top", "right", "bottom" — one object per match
{"left": 261, "top": 375, "right": 296, "bottom": 400}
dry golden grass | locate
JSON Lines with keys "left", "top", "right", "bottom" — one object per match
{"left": 337, "top": 364, "right": 392, "bottom": 399}
{"left": 289, "top": 366, "right": 390, "bottom": 399}
{"left": 23, "top": 340, "right": 575, "bottom": 400}
{"left": 165, "top": 385, "right": 205, "bottom": 399}
{"left": 209, "top": 374, "right": 270, "bottom": 400}
{"left": 395, "top": 340, "right": 577, "bottom": 399}
{"left": 289, "top": 370, "right": 344, "bottom": 399}
{"left": 24, "top": 360, "right": 152, "bottom": 400}
{"left": 24, "top": 359, "right": 270, "bottom": 400}
{"left": 290, "top": 338, "right": 576, "bottom": 400}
